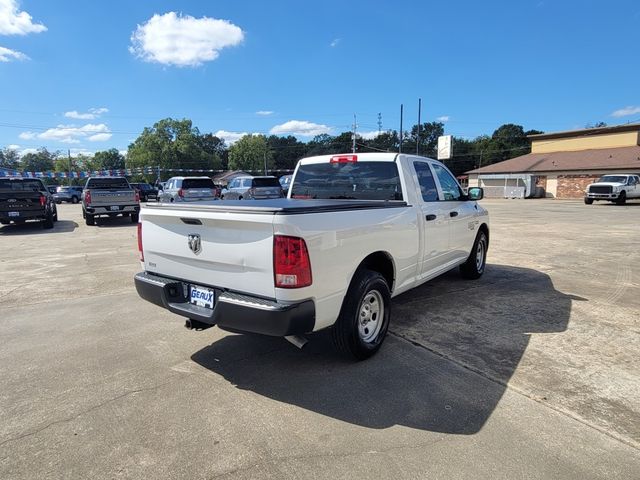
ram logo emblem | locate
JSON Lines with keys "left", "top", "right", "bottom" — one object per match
{"left": 188, "top": 234, "right": 202, "bottom": 254}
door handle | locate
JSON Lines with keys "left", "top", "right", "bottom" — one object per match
{"left": 425, "top": 214, "right": 437, "bottom": 221}
{"left": 450, "top": 211, "right": 459, "bottom": 217}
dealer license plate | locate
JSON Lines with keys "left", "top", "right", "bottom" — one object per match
{"left": 110, "top": 206, "right": 119, "bottom": 211}
{"left": 189, "top": 285, "right": 215, "bottom": 309}
{"left": 8, "top": 211, "right": 19, "bottom": 217}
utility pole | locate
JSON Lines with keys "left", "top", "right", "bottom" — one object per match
{"left": 351, "top": 114, "right": 357, "bottom": 153}
{"left": 68, "top": 149, "right": 72, "bottom": 185}
{"left": 399, "top": 104, "right": 404, "bottom": 153}
{"left": 416, "top": 98, "right": 422, "bottom": 155}
{"left": 263, "top": 151, "right": 268, "bottom": 175}
{"left": 377, "top": 113, "right": 382, "bottom": 134}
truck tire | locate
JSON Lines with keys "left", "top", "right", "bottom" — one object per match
{"left": 71, "top": 196, "right": 79, "bottom": 204}
{"left": 42, "top": 210, "right": 54, "bottom": 229}
{"left": 584, "top": 198, "right": 593, "bottom": 205}
{"left": 460, "top": 230, "right": 488, "bottom": 280}
{"left": 85, "top": 213, "right": 95, "bottom": 226}
{"left": 332, "top": 269, "right": 391, "bottom": 360}
{"left": 130, "top": 213, "right": 139, "bottom": 223}
{"left": 615, "top": 191, "right": 626, "bottom": 205}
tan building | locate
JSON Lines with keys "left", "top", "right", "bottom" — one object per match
{"left": 467, "top": 123, "right": 640, "bottom": 198}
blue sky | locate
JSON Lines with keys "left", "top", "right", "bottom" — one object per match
{"left": 1, "top": 0, "right": 639, "bottom": 157}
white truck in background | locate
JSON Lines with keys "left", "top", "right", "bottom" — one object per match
{"left": 584, "top": 174, "right": 640, "bottom": 205}
{"left": 134, "top": 153, "right": 489, "bottom": 360}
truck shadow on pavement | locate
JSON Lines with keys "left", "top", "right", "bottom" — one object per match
{"left": 191, "top": 264, "right": 571, "bottom": 434}
{"left": 0, "top": 220, "right": 77, "bottom": 235}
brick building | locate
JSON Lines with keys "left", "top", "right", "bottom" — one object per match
{"left": 466, "top": 123, "right": 640, "bottom": 198}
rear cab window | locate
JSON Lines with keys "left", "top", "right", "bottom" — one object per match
{"left": 86, "top": 178, "right": 130, "bottom": 189}
{"left": 252, "top": 178, "right": 280, "bottom": 188}
{"left": 291, "top": 161, "right": 403, "bottom": 200}
{"left": 0, "top": 179, "right": 45, "bottom": 191}
{"left": 182, "top": 178, "right": 215, "bottom": 189}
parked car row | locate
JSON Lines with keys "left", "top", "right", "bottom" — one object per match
{"left": 1, "top": 174, "right": 293, "bottom": 229}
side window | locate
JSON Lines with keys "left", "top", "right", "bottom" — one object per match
{"left": 432, "top": 163, "right": 463, "bottom": 201}
{"left": 228, "top": 179, "right": 237, "bottom": 189}
{"left": 413, "top": 162, "right": 439, "bottom": 202}
{"left": 242, "top": 178, "right": 252, "bottom": 188}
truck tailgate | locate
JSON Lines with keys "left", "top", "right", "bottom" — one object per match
{"left": 90, "top": 190, "right": 136, "bottom": 204}
{"left": 141, "top": 206, "right": 276, "bottom": 299}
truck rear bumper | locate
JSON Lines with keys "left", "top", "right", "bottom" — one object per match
{"left": 134, "top": 272, "right": 315, "bottom": 336}
{"left": 85, "top": 205, "right": 140, "bottom": 215}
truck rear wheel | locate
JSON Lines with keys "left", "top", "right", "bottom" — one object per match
{"left": 332, "top": 269, "right": 391, "bottom": 360}
{"left": 42, "top": 210, "right": 54, "bottom": 229}
{"left": 130, "top": 213, "right": 139, "bottom": 223}
{"left": 85, "top": 213, "right": 95, "bottom": 226}
{"left": 460, "top": 230, "right": 488, "bottom": 280}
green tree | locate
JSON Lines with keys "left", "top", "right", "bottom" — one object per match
{"left": 127, "top": 118, "right": 222, "bottom": 176}
{"left": 404, "top": 122, "right": 444, "bottom": 156}
{"left": 228, "top": 135, "right": 273, "bottom": 172}
{"left": 21, "top": 148, "right": 57, "bottom": 172}
{"left": 361, "top": 131, "right": 400, "bottom": 153}
{"left": 266, "top": 135, "right": 306, "bottom": 170}
{"left": 0, "top": 148, "right": 20, "bottom": 169}
{"left": 93, "top": 148, "right": 125, "bottom": 170}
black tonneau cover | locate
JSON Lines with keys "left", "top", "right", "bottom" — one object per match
{"left": 144, "top": 198, "right": 408, "bottom": 215}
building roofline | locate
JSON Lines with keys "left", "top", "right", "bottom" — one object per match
{"left": 528, "top": 123, "right": 640, "bottom": 141}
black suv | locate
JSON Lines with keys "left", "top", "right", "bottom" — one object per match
{"left": 0, "top": 178, "right": 58, "bottom": 228}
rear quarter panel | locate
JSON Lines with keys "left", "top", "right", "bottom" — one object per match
{"left": 273, "top": 206, "right": 419, "bottom": 330}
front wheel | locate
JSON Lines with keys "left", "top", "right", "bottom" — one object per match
{"left": 460, "top": 230, "right": 488, "bottom": 279}
{"left": 615, "top": 191, "right": 626, "bottom": 205}
{"left": 332, "top": 269, "right": 391, "bottom": 360}
{"left": 584, "top": 197, "right": 594, "bottom": 205}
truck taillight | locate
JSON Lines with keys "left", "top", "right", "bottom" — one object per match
{"left": 137, "top": 222, "right": 144, "bottom": 262}
{"left": 330, "top": 154, "right": 358, "bottom": 163}
{"left": 135, "top": 191, "right": 140, "bottom": 203}
{"left": 39, "top": 195, "right": 46, "bottom": 206}
{"left": 178, "top": 188, "right": 184, "bottom": 198}
{"left": 85, "top": 190, "right": 92, "bottom": 205}
{"left": 273, "top": 235, "right": 312, "bottom": 288}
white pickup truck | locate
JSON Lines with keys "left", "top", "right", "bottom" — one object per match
{"left": 584, "top": 174, "right": 640, "bottom": 205}
{"left": 134, "top": 153, "right": 489, "bottom": 359}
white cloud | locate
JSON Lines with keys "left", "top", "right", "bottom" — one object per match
{"left": 7, "top": 143, "right": 19, "bottom": 149}
{"left": 88, "top": 133, "right": 112, "bottom": 142}
{"left": 0, "top": 45, "right": 28, "bottom": 61}
{"left": 256, "top": 110, "right": 274, "bottom": 116}
{"left": 358, "top": 130, "right": 383, "bottom": 140}
{"left": 330, "top": 38, "right": 340, "bottom": 47}
{"left": 64, "top": 107, "right": 109, "bottom": 120}
{"left": 270, "top": 120, "right": 332, "bottom": 137}
{"left": 436, "top": 115, "right": 450, "bottom": 122}
{"left": 213, "top": 130, "right": 249, "bottom": 144}
{"left": 18, "top": 131, "right": 36, "bottom": 139}
{"left": 611, "top": 106, "right": 640, "bottom": 118}
{"left": 18, "top": 147, "right": 37, "bottom": 156}
{"left": 0, "top": 0, "right": 47, "bottom": 35}
{"left": 20, "top": 123, "right": 112, "bottom": 144}
{"left": 129, "top": 12, "right": 244, "bottom": 67}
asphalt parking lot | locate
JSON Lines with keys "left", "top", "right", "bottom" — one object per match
{"left": 1, "top": 199, "right": 639, "bottom": 479}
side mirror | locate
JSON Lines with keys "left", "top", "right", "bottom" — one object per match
{"left": 468, "top": 187, "right": 484, "bottom": 201}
